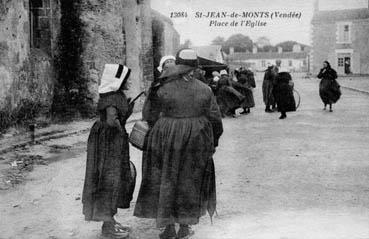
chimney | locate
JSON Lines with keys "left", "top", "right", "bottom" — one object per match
{"left": 277, "top": 46, "right": 283, "bottom": 53}
{"left": 229, "top": 47, "right": 234, "bottom": 55}
{"left": 314, "top": 0, "right": 319, "bottom": 12}
{"left": 252, "top": 45, "right": 257, "bottom": 54}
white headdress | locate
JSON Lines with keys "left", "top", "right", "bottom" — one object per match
{"left": 157, "top": 55, "right": 176, "bottom": 72}
{"left": 98, "top": 64, "right": 131, "bottom": 94}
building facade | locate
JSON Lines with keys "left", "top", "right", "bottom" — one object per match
{"left": 311, "top": 1, "right": 369, "bottom": 75}
{"left": 0, "top": 0, "right": 179, "bottom": 129}
{"left": 226, "top": 44, "right": 309, "bottom": 72}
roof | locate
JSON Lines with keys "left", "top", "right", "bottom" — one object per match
{"left": 312, "top": 8, "right": 369, "bottom": 23}
{"left": 226, "top": 52, "right": 308, "bottom": 61}
{"left": 192, "top": 45, "right": 224, "bottom": 62}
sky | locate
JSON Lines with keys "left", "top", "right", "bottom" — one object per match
{"left": 150, "top": 0, "right": 368, "bottom": 46}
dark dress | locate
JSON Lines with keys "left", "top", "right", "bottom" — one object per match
{"left": 234, "top": 70, "right": 255, "bottom": 108}
{"left": 216, "top": 75, "right": 244, "bottom": 116}
{"left": 262, "top": 66, "right": 277, "bottom": 107}
{"left": 317, "top": 68, "right": 341, "bottom": 104}
{"left": 134, "top": 76, "right": 223, "bottom": 228}
{"left": 82, "top": 92, "right": 133, "bottom": 222}
{"left": 273, "top": 72, "right": 296, "bottom": 113}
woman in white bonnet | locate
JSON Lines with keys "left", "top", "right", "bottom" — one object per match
{"left": 157, "top": 55, "right": 176, "bottom": 74}
{"left": 82, "top": 64, "right": 135, "bottom": 238}
{"left": 143, "top": 55, "right": 176, "bottom": 128}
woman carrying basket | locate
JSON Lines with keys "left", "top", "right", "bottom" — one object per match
{"left": 82, "top": 64, "right": 135, "bottom": 239}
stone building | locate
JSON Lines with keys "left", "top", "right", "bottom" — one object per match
{"left": 226, "top": 44, "right": 310, "bottom": 72}
{"left": 311, "top": 0, "right": 369, "bottom": 75}
{"left": 0, "top": 0, "right": 179, "bottom": 130}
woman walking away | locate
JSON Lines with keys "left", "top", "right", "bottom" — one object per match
{"left": 134, "top": 49, "right": 223, "bottom": 239}
{"left": 82, "top": 64, "right": 135, "bottom": 239}
{"left": 317, "top": 61, "right": 341, "bottom": 112}
{"left": 273, "top": 71, "right": 296, "bottom": 119}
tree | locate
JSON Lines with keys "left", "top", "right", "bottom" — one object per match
{"left": 179, "top": 39, "right": 193, "bottom": 49}
{"left": 211, "top": 36, "right": 225, "bottom": 46}
{"left": 260, "top": 45, "right": 276, "bottom": 52}
{"left": 275, "top": 41, "right": 300, "bottom": 52}
{"left": 223, "top": 34, "right": 253, "bottom": 54}
{"left": 256, "top": 36, "right": 271, "bottom": 48}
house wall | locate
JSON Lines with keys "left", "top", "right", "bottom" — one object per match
{"left": 0, "top": 0, "right": 180, "bottom": 130}
{"left": 312, "top": 18, "right": 369, "bottom": 75}
{"left": 0, "top": 0, "right": 58, "bottom": 128}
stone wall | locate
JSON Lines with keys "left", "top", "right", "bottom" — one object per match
{"left": 0, "top": 0, "right": 57, "bottom": 129}
{"left": 152, "top": 10, "right": 180, "bottom": 78}
{"left": 0, "top": 0, "right": 179, "bottom": 130}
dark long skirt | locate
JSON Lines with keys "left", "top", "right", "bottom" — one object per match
{"left": 234, "top": 85, "right": 255, "bottom": 108}
{"left": 273, "top": 83, "right": 296, "bottom": 113}
{"left": 262, "top": 80, "right": 275, "bottom": 106}
{"left": 82, "top": 121, "right": 132, "bottom": 222}
{"left": 319, "top": 79, "right": 341, "bottom": 104}
{"left": 134, "top": 116, "right": 215, "bottom": 228}
{"left": 216, "top": 86, "right": 244, "bottom": 116}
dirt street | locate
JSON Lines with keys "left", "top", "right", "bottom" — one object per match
{"left": 1, "top": 76, "right": 369, "bottom": 239}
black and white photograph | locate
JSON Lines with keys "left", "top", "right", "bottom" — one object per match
{"left": 0, "top": 0, "right": 369, "bottom": 238}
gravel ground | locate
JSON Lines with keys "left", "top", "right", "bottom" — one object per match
{"left": 0, "top": 76, "right": 369, "bottom": 239}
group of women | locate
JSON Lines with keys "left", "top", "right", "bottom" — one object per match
{"left": 209, "top": 68, "right": 256, "bottom": 118}
{"left": 81, "top": 48, "right": 342, "bottom": 238}
{"left": 262, "top": 60, "right": 341, "bottom": 119}
{"left": 82, "top": 48, "right": 223, "bottom": 239}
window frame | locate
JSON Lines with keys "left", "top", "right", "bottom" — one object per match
{"left": 336, "top": 22, "right": 352, "bottom": 44}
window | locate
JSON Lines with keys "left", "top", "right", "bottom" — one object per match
{"left": 337, "top": 22, "right": 351, "bottom": 43}
{"left": 289, "top": 60, "right": 292, "bottom": 66}
{"left": 30, "top": 0, "right": 51, "bottom": 54}
{"left": 261, "top": 60, "right": 266, "bottom": 67}
{"left": 338, "top": 57, "right": 344, "bottom": 67}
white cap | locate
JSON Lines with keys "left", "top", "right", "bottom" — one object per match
{"left": 157, "top": 55, "right": 176, "bottom": 72}
{"left": 220, "top": 69, "right": 228, "bottom": 75}
{"left": 98, "top": 64, "right": 131, "bottom": 94}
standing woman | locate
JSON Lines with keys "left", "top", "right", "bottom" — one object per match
{"left": 317, "top": 61, "right": 341, "bottom": 112}
{"left": 233, "top": 68, "right": 256, "bottom": 114}
{"left": 273, "top": 71, "right": 296, "bottom": 119}
{"left": 134, "top": 49, "right": 223, "bottom": 239}
{"left": 262, "top": 64, "right": 277, "bottom": 113}
{"left": 82, "top": 64, "right": 135, "bottom": 239}
{"left": 144, "top": 55, "right": 176, "bottom": 128}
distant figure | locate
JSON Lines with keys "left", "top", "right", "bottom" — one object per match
{"left": 209, "top": 71, "right": 221, "bottom": 94}
{"left": 273, "top": 69, "right": 296, "bottom": 119}
{"left": 216, "top": 69, "right": 244, "bottom": 117}
{"left": 317, "top": 61, "right": 341, "bottom": 112}
{"left": 344, "top": 59, "right": 351, "bottom": 74}
{"left": 262, "top": 63, "right": 277, "bottom": 112}
{"left": 234, "top": 68, "right": 256, "bottom": 114}
{"left": 193, "top": 68, "right": 209, "bottom": 84}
